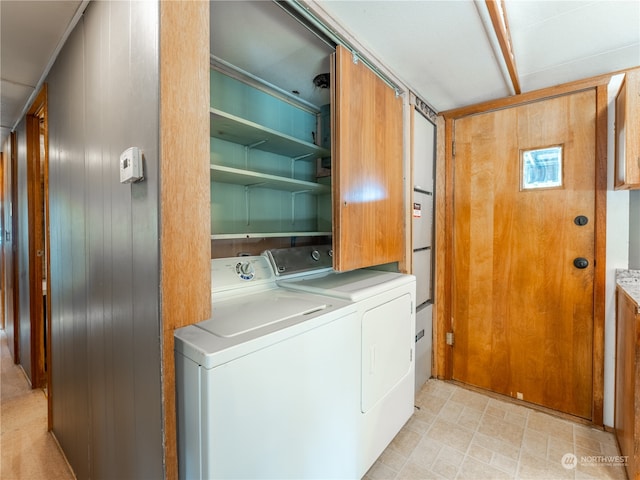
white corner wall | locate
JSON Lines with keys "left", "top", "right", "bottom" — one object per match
{"left": 604, "top": 74, "right": 629, "bottom": 427}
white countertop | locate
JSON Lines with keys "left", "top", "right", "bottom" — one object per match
{"left": 617, "top": 269, "right": 640, "bottom": 306}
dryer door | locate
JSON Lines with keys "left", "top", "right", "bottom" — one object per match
{"left": 361, "top": 293, "right": 413, "bottom": 413}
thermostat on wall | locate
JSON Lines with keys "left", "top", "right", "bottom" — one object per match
{"left": 120, "top": 147, "right": 144, "bottom": 184}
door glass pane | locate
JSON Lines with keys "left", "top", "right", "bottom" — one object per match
{"left": 521, "top": 145, "right": 563, "bottom": 190}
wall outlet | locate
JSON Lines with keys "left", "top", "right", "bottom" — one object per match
{"left": 516, "top": 392, "right": 524, "bottom": 400}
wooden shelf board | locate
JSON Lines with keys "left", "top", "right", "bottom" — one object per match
{"left": 210, "top": 108, "right": 330, "bottom": 159}
{"left": 211, "top": 232, "right": 332, "bottom": 240}
{"left": 210, "top": 164, "right": 330, "bottom": 194}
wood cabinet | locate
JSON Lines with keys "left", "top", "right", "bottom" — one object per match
{"left": 209, "top": 3, "right": 406, "bottom": 272}
{"left": 615, "top": 69, "right": 640, "bottom": 189}
{"left": 615, "top": 285, "right": 640, "bottom": 480}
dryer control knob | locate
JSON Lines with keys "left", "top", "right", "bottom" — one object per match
{"left": 311, "top": 250, "right": 321, "bottom": 261}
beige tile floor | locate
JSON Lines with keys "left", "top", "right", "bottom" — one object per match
{"left": 0, "top": 330, "right": 75, "bottom": 480}
{"left": 0, "top": 329, "right": 627, "bottom": 480}
{"left": 365, "top": 380, "right": 627, "bottom": 480}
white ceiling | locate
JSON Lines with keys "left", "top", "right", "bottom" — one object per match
{"left": 0, "top": 0, "right": 85, "bottom": 146}
{"left": 2, "top": 0, "right": 640, "bottom": 149}
{"left": 315, "top": 0, "right": 640, "bottom": 111}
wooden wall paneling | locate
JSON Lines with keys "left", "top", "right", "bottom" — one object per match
{"left": 434, "top": 116, "right": 453, "bottom": 379}
{"left": 3, "top": 132, "right": 18, "bottom": 362}
{"left": 159, "top": 2, "right": 210, "bottom": 479}
{"left": 15, "top": 118, "right": 32, "bottom": 384}
{"left": 85, "top": 3, "right": 133, "bottom": 477}
{"left": 49, "top": 1, "right": 169, "bottom": 477}
{"left": 0, "top": 150, "right": 4, "bottom": 331}
{"left": 431, "top": 114, "right": 445, "bottom": 378}
{"left": 82, "top": 17, "right": 109, "bottom": 473}
{"left": 83, "top": 4, "right": 116, "bottom": 476}
{"left": 592, "top": 84, "right": 608, "bottom": 425}
{"left": 333, "top": 45, "right": 405, "bottom": 271}
{"left": 47, "top": 16, "right": 90, "bottom": 480}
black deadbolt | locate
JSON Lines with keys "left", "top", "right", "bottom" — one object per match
{"left": 573, "top": 257, "right": 589, "bottom": 269}
{"left": 574, "top": 215, "right": 589, "bottom": 226}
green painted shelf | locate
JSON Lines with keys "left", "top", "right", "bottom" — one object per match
{"left": 211, "top": 232, "right": 332, "bottom": 240}
{"left": 210, "top": 108, "right": 329, "bottom": 159}
{"left": 210, "top": 164, "right": 330, "bottom": 194}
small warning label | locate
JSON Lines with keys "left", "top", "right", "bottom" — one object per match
{"left": 413, "top": 203, "right": 422, "bottom": 218}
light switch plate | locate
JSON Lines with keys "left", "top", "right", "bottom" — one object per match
{"left": 120, "top": 147, "right": 144, "bottom": 183}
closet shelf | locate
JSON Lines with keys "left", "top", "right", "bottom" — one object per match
{"left": 211, "top": 232, "right": 332, "bottom": 240}
{"left": 210, "top": 164, "right": 330, "bottom": 194}
{"left": 210, "top": 108, "right": 330, "bottom": 159}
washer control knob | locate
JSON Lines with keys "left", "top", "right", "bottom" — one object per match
{"left": 311, "top": 250, "right": 321, "bottom": 261}
{"left": 236, "top": 261, "right": 255, "bottom": 280}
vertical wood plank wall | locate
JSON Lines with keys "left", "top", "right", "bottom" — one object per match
{"left": 15, "top": 117, "right": 32, "bottom": 383}
{"left": 159, "top": 2, "right": 211, "bottom": 478}
{"left": 47, "top": 18, "right": 90, "bottom": 479}
{"left": 593, "top": 84, "right": 609, "bottom": 426}
{"left": 0, "top": 150, "right": 4, "bottom": 331}
{"left": 46, "top": 1, "right": 172, "bottom": 478}
{"left": 2, "top": 132, "right": 18, "bottom": 362}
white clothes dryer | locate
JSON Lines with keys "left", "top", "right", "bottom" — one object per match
{"left": 266, "top": 245, "right": 416, "bottom": 477}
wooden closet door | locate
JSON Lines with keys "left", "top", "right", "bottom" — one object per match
{"left": 332, "top": 45, "right": 405, "bottom": 271}
{"left": 452, "top": 90, "right": 596, "bottom": 419}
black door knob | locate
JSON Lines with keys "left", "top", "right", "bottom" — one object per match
{"left": 573, "top": 257, "right": 589, "bottom": 269}
{"left": 574, "top": 215, "right": 589, "bottom": 226}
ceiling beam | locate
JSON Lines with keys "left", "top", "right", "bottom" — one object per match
{"left": 485, "top": 0, "right": 521, "bottom": 95}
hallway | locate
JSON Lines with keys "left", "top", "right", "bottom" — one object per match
{"left": 0, "top": 330, "right": 74, "bottom": 479}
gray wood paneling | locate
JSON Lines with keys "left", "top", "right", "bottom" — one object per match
{"left": 47, "top": 1, "right": 163, "bottom": 479}
{"left": 3, "top": 134, "right": 17, "bottom": 362}
{"left": 15, "top": 119, "right": 31, "bottom": 382}
{"left": 47, "top": 16, "right": 90, "bottom": 480}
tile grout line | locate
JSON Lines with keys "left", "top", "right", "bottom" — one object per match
{"left": 427, "top": 385, "right": 457, "bottom": 477}
{"left": 456, "top": 393, "right": 493, "bottom": 480}
{"left": 514, "top": 406, "right": 532, "bottom": 480}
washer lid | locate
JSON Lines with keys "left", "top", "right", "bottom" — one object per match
{"left": 278, "top": 270, "right": 415, "bottom": 302}
{"left": 198, "top": 290, "right": 328, "bottom": 338}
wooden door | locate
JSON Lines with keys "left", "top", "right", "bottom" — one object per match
{"left": 332, "top": 45, "right": 405, "bottom": 272}
{"left": 26, "top": 87, "right": 48, "bottom": 390}
{"left": 452, "top": 90, "right": 596, "bottom": 419}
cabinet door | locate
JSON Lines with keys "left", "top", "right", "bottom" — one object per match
{"left": 332, "top": 45, "right": 405, "bottom": 271}
{"left": 615, "top": 69, "right": 640, "bottom": 189}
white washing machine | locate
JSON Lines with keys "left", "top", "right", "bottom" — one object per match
{"left": 174, "top": 255, "right": 361, "bottom": 479}
{"left": 266, "top": 245, "right": 416, "bottom": 477}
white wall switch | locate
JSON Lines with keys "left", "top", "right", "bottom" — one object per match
{"left": 120, "top": 147, "right": 144, "bottom": 183}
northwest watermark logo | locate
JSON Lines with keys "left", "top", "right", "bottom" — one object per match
{"left": 561, "top": 453, "right": 577, "bottom": 469}
{"left": 561, "top": 453, "right": 628, "bottom": 470}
